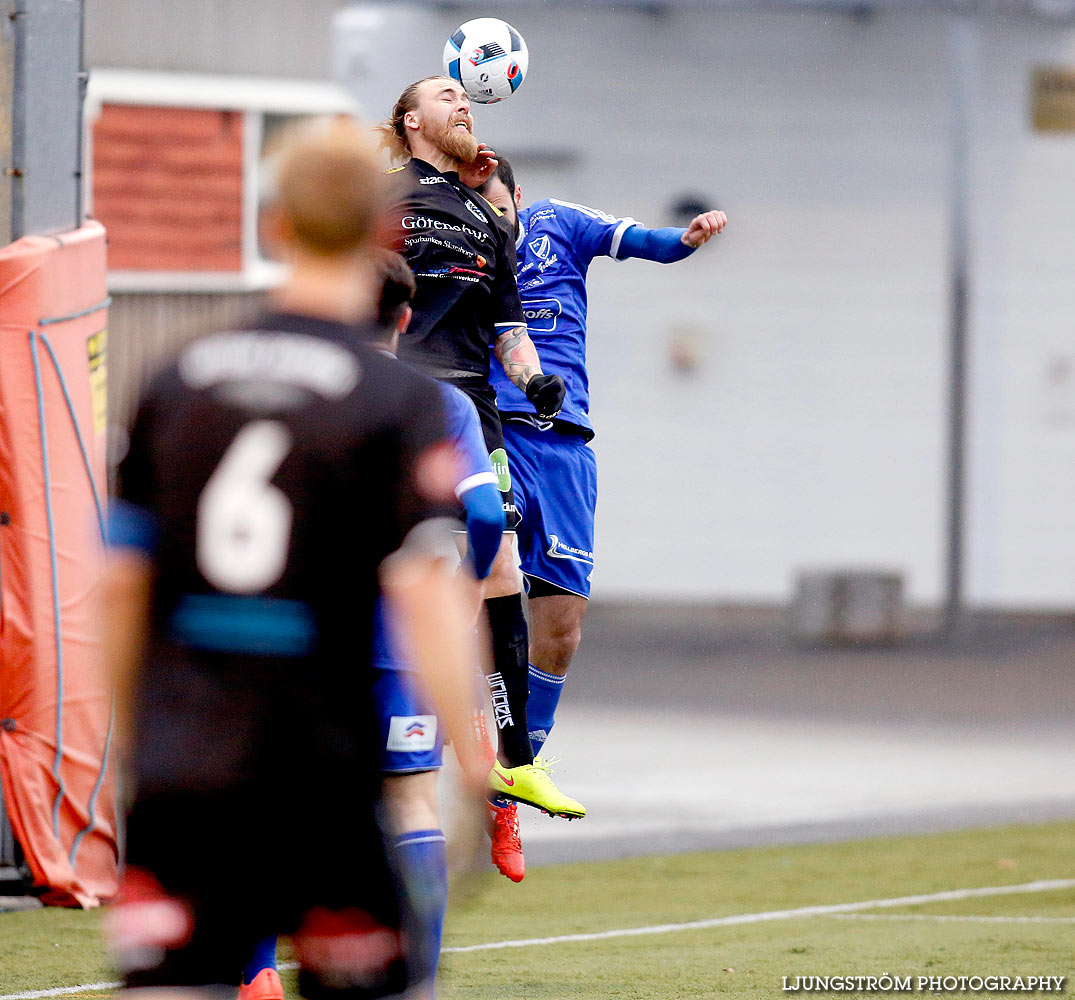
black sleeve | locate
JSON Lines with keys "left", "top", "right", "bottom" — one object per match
{"left": 390, "top": 374, "right": 459, "bottom": 541}
{"left": 490, "top": 223, "right": 525, "bottom": 332}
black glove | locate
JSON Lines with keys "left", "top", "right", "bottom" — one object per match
{"left": 524, "top": 373, "right": 566, "bottom": 419}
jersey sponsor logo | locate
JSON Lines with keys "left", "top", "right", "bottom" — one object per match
{"left": 528, "top": 207, "right": 556, "bottom": 223}
{"left": 475, "top": 254, "right": 487, "bottom": 268}
{"left": 518, "top": 261, "right": 534, "bottom": 274}
{"left": 522, "top": 297, "right": 562, "bottom": 333}
{"left": 401, "top": 215, "right": 489, "bottom": 243}
{"left": 386, "top": 715, "right": 437, "bottom": 752}
{"left": 416, "top": 267, "right": 482, "bottom": 284}
{"left": 547, "top": 534, "right": 594, "bottom": 565}
{"left": 489, "top": 447, "right": 512, "bottom": 493}
{"left": 538, "top": 253, "right": 559, "bottom": 273}
{"left": 464, "top": 199, "right": 489, "bottom": 224}
{"left": 519, "top": 276, "right": 544, "bottom": 291}
{"left": 419, "top": 175, "right": 448, "bottom": 185}
{"left": 528, "top": 235, "right": 551, "bottom": 259}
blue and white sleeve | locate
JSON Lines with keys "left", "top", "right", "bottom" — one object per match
{"left": 550, "top": 198, "right": 640, "bottom": 263}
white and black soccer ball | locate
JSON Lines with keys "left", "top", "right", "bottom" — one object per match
{"left": 442, "top": 18, "right": 528, "bottom": 105}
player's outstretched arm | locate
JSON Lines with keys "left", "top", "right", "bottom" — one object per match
{"left": 616, "top": 210, "right": 728, "bottom": 263}
{"left": 494, "top": 324, "right": 565, "bottom": 418}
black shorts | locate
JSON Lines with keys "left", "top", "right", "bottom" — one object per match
{"left": 450, "top": 381, "right": 520, "bottom": 531}
{"left": 116, "top": 785, "right": 409, "bottom": 997}
{"left": 114, "top": 649, "right": 411, "bottom": 997}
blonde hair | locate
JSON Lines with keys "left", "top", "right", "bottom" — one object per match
{"left": 374, "top": 76, "right": 452, "bottom": 164}
{"left": 267, "top": 116, "right": 386, "bottom": 256}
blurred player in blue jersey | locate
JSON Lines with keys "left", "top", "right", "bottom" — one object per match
{"left": 238, "top": 253, "right": 504, "bottom": 1000}
{"left": 479, "top": 159, "right": 726, "bottom": 880}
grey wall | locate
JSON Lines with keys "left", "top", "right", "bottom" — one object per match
{"left": 85, "top": 0, "right": 343, "bottom": 77}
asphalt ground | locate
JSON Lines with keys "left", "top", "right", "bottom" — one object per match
{"left": 497, "top": 606, "right": 1075, "bottom": 865}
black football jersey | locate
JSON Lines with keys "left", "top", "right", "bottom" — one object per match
{"left": 117, "top": 312, "right": 452, "bottom": 791}
{"left": 387, "top": 157, "right": 524, "bottom": 382}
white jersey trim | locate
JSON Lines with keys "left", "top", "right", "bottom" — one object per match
{"left": 545, "top": 199, "right": 639, "bottom": 260}
{"left": 609, "top": 218, "right": 640, "bottom": 260}
{"left": 455, "top": 471, "right": 499, "bottom": 498}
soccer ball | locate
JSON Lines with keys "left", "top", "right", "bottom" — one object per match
{"left": 443, "top": 18, "right": 528, "bottom": 105}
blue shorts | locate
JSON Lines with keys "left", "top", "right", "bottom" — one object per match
{"left": 371, "top": 667, "right": 444, "bottom": 774}
{"left": 502, "top": 417, "right": 597, "bottom": 599}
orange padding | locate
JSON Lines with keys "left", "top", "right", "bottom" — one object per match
{"left": 0, "top": 221, "right": 117, "bottom": 907}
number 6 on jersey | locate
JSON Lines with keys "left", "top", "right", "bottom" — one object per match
{"left": 196, "top": 420, "right": 294, "bottom": 594}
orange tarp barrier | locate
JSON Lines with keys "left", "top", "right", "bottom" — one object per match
{"left": 0, "top": 221, "right": 116, "bottom": 907}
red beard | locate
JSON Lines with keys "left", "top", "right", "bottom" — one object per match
{"left": 434, "top": 122, "right": 479, "bottom": 165}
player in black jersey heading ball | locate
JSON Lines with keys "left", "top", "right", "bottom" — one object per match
{"left": 377, "top": 77, "right": 585, "bottom": 822}
{"left": 101, "top": 118, "right": 486, "bottom": 998}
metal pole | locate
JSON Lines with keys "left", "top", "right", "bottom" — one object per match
{"left": 943, "top": 12, "right": 976, "bottom": 637}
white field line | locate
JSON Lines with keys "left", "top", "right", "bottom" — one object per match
{"left": 439, "top": 877, "right": 1075, "bottom": 953}
{"left": 830, "top": 913, "right": 1075, "bottom": 924}
{"left": 2, "top": 878, "right": 1072, "bottom": 1000}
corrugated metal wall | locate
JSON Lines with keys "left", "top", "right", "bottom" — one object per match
{"left": 107, "top": 291, "right": 264, "bottom": 436}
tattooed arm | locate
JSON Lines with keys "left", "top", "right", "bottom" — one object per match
{"left": 494, "top": 324, "right": 566, "bottom": 419}
{"left": 494, "top": 323, "right": 541, "bottom": 390}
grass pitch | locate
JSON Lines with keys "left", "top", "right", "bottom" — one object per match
{"left": 1, "top": 821, "right": 1072, "bottom": 999}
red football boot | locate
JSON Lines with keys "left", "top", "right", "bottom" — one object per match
{"left": 238, "top": 968, "right": 284, "bottom": 1000}
{"left": 488, "top": 801, "right": 525, "bottom": 883}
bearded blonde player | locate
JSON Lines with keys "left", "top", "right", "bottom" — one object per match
{"left": 377, "top": 78, "right": 584, "bottom": 823}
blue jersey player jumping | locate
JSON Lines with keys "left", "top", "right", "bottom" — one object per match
{"left": 479, "top": 159, "right": 727, "bottom": 880}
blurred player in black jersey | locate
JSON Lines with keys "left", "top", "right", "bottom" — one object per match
{"left": 377, "top": 77, "right": 584, "bottom": 822}
{"left": 102, "top": 118, "right": 485, "bottom": 1000}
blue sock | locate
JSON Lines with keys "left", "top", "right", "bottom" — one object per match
{"left": 396, "top": 829, "right": 448, "bottom": 991}
{"left": 527, "top": 664, "right": 566, "bottom": 756}
{"left": 243, "top": 934, "right": 278, "bottom": 984}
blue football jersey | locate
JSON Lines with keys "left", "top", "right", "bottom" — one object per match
{"left": 489, "top": 198, "right": 638, "bottom": 436}
{"left": 374, "top": 381, "right": 494, "bottom": 673}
